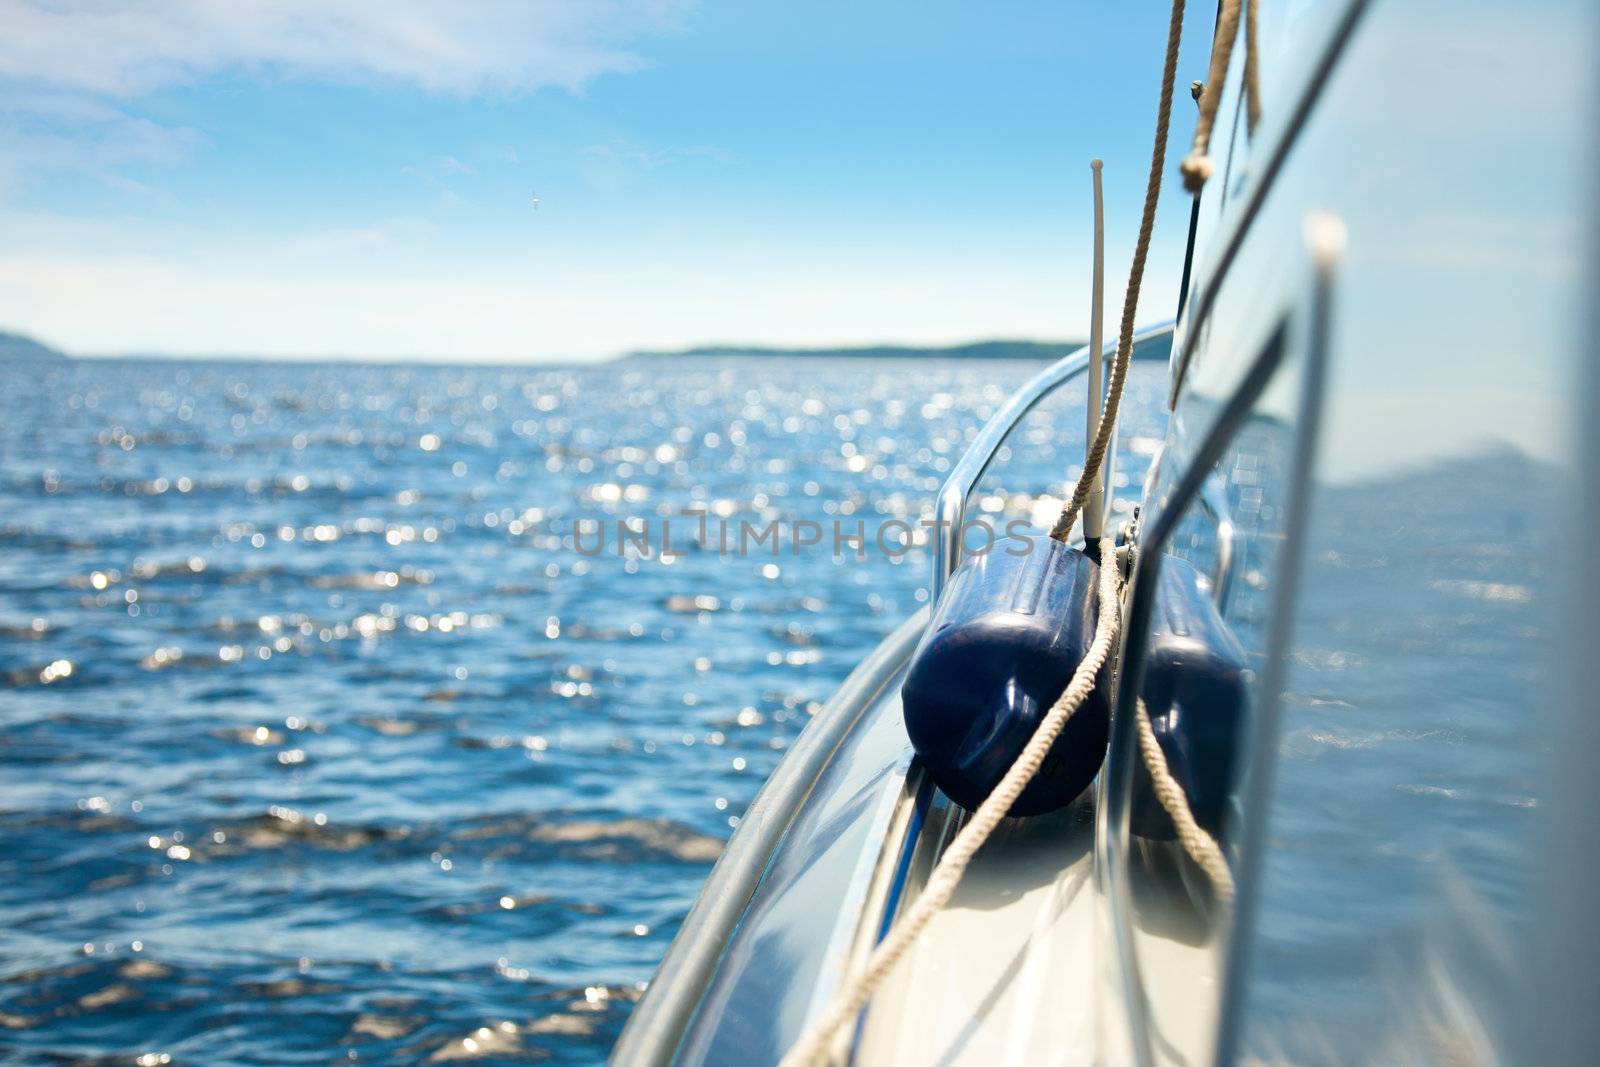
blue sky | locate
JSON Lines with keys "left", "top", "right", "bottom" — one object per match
{"left": 0, "top": 2, "right": 1217, "bottom": 361}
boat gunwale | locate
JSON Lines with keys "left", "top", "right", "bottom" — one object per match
{"left": 609, "top": 607, "right": 930, "bottom": 1066}
{"left": 932, "top": 322, "right": 1177, "bottom": 602}
{"left": 618, "top": 329, "right": 1178, "bottom": 1066}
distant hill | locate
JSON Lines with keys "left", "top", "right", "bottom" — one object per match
{"left": 0, "top": 330, "right": 69, "bottom": 361}
{"left": 624, "top": 339, "right": 1088, "bottom": 361}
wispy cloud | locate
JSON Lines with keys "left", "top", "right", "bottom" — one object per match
{"left": 0, "top": 1, "right": 692, "bottom": 97}
{"left": 399, "top": 157, "right": 475, "bottom": 206}
{"left": 579, "top": 140, "right": 735, "bottom": 170}
{"left": 434, "top": 155, "right": 477, "bottom": 177}
{"left": 399, "top": 154, "right": 482, "bottom": 200}
{"left": 0, "top": 89, "right": 201, "bottom": 192}
{"left": 275, "top": 219, "right": 440, "bottom": 258}
{"left": 0, "top": 1, "right": 691, "bottom": 188}
{"left": 576, "top": 138, "right": 734, "bottom": 190}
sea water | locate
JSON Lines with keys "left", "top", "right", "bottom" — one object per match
{"left": 0, "top": 357, "right": 1543, "bottom": 1064}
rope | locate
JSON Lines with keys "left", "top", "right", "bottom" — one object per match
{"left": 774, "top": 6, "right": 1239, "bottom": 1062}
{"left": 1179, "top": 0, "right": 1261, "bottom": 192}
{"left": 1133, "top": 696, "right": 1235, "bottom": 903}
{"left": 1143, "top": 0, "right": 1256, "bottom": 907}
{"left": 1242, "top": 0, "right": 1261, "bottom": 135}
{"left": 776, "top": 537, "right": 1123, "bottom": 1067}
{"left": 1049, "top": 0, "right": 1187, "bottom": 545}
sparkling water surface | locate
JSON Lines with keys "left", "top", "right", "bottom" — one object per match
{"left": 0, "top": 356, "right": 1170, "bottom": 1066}
{"left": 0, "top": 356, "right": 1544, "bottom": 1065}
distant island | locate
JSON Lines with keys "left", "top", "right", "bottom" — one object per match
{"left": 623, "top": 339, "right": 1087, "bottom": 361}
{"left": 0, "top": 329, "right": 1100, "bottom": 364}
{"left": 0, "top": 330, "right": 69, "bottom": 361}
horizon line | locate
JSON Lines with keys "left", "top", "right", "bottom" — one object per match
{"left": 4, "top": 334, "right": 1093, "bottom": 367}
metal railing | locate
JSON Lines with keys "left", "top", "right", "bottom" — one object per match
{"left": 931, "top": 321, "right": 1176, "bottom": 604}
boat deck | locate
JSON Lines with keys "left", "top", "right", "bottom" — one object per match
{"left": 855, "top": 799, "right": 1100, "bottom": 1067}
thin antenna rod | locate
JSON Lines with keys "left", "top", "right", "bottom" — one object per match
{"left": 1084, "top": 159, "right": 1107, "bottom": 544}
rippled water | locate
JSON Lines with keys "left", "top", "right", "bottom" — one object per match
{"left": 1, "top": 355, "right": 1172, "bottom": 1066}
{"left": 0, "top": 355, "right": 1547, "bottom": 1066}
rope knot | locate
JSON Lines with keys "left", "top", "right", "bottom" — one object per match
{"left": 1179, "top": 153, "right": 1214, "bottom": 193}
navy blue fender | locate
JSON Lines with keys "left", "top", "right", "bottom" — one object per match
{"left": 1130, "top": 554, "right": 1249, "bottom": 841}
{"left": 902, "top": 534, "right": 1111, "bottom": 816}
